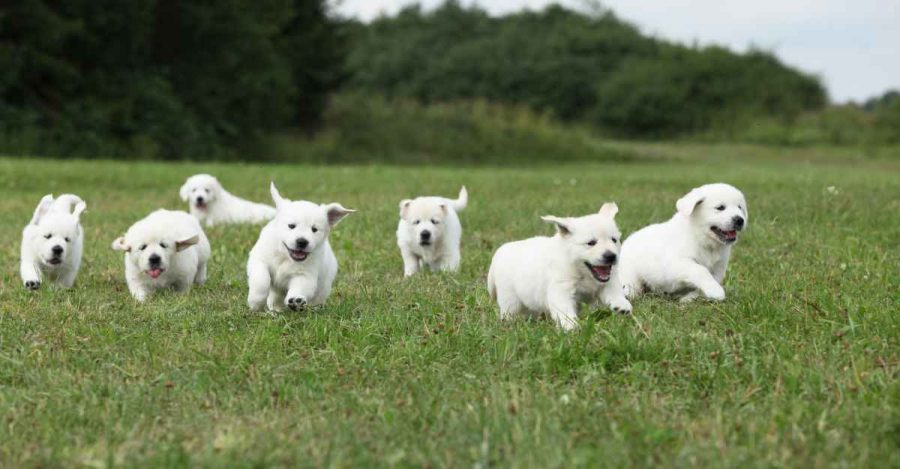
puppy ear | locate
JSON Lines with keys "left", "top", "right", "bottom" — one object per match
{"left": 30, "top": 194, "right": 54, "bottom": 225}
{"left": 73, "top": 201, "right": 87, "bottom": 221}
{"left": 598, "top": 202, "right": 618, "bottom": 218}
{"left": 176, "top": 235, "right": 199, "bottom": 252}
{"left": 111, "top": 236, "right": 131, "bottom": 252}
{"left": 541, "top": 215, "right": 572, "bottom": 237}
{"left": 440, "top": 203, "right": 448, "bottom": 214}
{"left": 270, "top": 182, "right": 288, "bottom": 210}
{"left": 179, "top": 180, "right": 191, "bottom": 201}
{"left": 324, "top": 203, "right": 355, "bottom": 227}
{"left": 676, "top": 188, "right": 704, "bottom": 217}
{"left": 399, "top": 199, "right": 412, "bottom": 219}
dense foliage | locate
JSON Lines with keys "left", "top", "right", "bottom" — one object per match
{"left": 0, "top": 0, "right": 343, "bottom": 158}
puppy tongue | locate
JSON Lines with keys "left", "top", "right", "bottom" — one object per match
{"left": 148, "top": 268, "right": 163, "bottom": 279}
{"left": 725, "top": 230, "right": 737, "bottom": 240}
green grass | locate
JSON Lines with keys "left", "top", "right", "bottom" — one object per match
{"left": 0, "top": 146, "right": 897, "bottom": 467}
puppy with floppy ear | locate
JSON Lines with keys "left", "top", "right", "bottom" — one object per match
{"left": 20, "top": 194, "right": 87, "bottom": 290}
{"left": 396, "top": 186, "right": 467, "bottom": 276}
{"left": 179, "top": 173, "right": 276, "bottom": 226}
{"left": 111, "top": 209, "right": 211, "bottom": 302}
{"left": 246, "top": 182, "right": 355, "bottom": 312}
{"left": 618, "top": 183, "right": 748, "bottom": 302}
{"left": 487, "top": 202, "right": 631, "bottom": 331}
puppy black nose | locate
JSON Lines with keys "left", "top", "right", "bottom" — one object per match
{"left": 602, "top": 251, "right": 617, "bottom": 264}
{"left": 51, "top": 245, "right": 63, "bottom": 256}
{"left": 420, "top": 230, "right": 431, "bottom": 240}
{"left": 148, "top": 254, "right": 161, "bottom": 265}
{"left": 733, "top": 216, "right": 745, "bottom": 229}
{"left": 295, "top": 238, "right": 309, "bottom": 249}
{"left": 196, "top": 196, "right": 205, "bottom": 203}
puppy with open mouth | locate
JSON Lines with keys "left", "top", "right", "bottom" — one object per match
{"left": 618, "top": 183, "right": 748, "bottom": 302}
{"left": 246, "top": 183, "right": 355, "bottom": 312}
{"left": 179, "top": 174, "right": 276, "bottom": 226}
{"left": 112, "top": 209, "right": 211, "bottom": 302}
{"left": 487, "top": 203, "right": 632, "bottom": 331}
{"left": 20, "top": 194, "right": 87, "bottom": 290}
{"left": 396, "top": 186, "right": 467, "bottom": 276}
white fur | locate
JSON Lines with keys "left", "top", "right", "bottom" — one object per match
{"left": 246, "top": 183, "right": 355, "bottom": 312}
{"left": 111, "top": 209, "right": 211, "bottom": 302}
{"left": 487, "top": 203, "right": 631, "bottom": 331}
{"left": 179, "top": 174, "right": 276, "bottom": 226}
{"left": 20, "top": 194, "right": 87, "bottom": 290}
{"left": 396, "top": 186, "right": 467, "bottom": 276}
{"left": 618, "top": 183, "right": 748, "bottom": 302}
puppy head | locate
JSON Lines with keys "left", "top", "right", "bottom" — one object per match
{"left": 180, "top": 174, "right": 222, "bottom": 211}
{"left": 111, "top": 224, "right": 198, "bottom": 280}
{"left": 542, "top": 202, "right": 622, "bottom": 283}
{"left": 270, "top": 182, "right": 354, "bottom": 262}
{"left": 28, "top": 195, "right": 85, "bottom": 268}
{"left": 676, "top": 183, "right": 748, "bottom": 245}
{"left": 399, "top": 198, "right": 449, "bottom": 248}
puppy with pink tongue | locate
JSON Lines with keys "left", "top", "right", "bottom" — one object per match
{"left": 112, "top": 209, "right": 211, "bottom": 302}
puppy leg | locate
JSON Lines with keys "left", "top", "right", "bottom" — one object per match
{"left": 194, "top": 261, "right": 208, "bottom": 285}
{"left": 20, "top": 252, "right": 42, "bottom": 290}
{"left": 600, "top": 278, "right": 632, "bottom": 314}
{"left": 127, "top": 280, "right": 150, "bottom": 302}
{"left": 496, "top": 287, "right": 523, "bottom": 321}
{"left": 439, "top": 249, "right": 461, "bottom": 273}
{"left": 400, "top": 246, "right": 420, "bottom": 277}
{"left": 547, "top": 286, "right": 579, "bottom": 331}
{"left": 247, "top": 260, "right": 271, "bottom": 311}
{"left": 677, "top": 262, "right": 725, "bottom": 301}
{"left": 679, "top": 290, "right": 701, "bottom": 303}
{"left": 285, "top": 274, "right": 318, "bottom": 311}
{"left": 267, "top": 289, "right": 284, "bottom": 312}
{"left": 57, "top": 267, "right": 78, "bottom": 289}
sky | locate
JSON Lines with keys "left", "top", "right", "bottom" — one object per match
{"left": 330, "top": 0, "right": 900, "bottom": 103}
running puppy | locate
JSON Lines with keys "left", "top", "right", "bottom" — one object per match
{"left": 487, "top": 203, "right": 631, "bottom": 331}
{"left": 112, "top": 209, "right": 211, "bottom": 302}
{"left": 246, "top": 183, "right": 354, "bottom": 312}
{"left": 179, "top": 174, "right": 276, "bottom": 226}
{"left": 396, "top": 186, "right": 467, "bottom": 276}
{"left": 618, "top": 183, "right": 748, "bottom": 302}
{"left": 20, "top": 194, "right": 87, "bottom": 290}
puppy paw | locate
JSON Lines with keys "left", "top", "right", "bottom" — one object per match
{"left": 609, "top": 297, "right": 632, "bottom": 315}
{"left": 704, "top": 285, "right": 726, "bottom": 301}
{"left": 286, "top": 296, "right": 307, "bottom": 311}
{"left": 24, "top": 280, "right": 41, "bottom": 291}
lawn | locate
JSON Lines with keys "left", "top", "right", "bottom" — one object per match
{"left": 0, "top": 146, "right": 897, "bottom": 467}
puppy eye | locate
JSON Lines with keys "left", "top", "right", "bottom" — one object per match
{"left": 139, "top": 244, "right": 147, "bottom": 251}
{"left": 413, "top": 220, "right": 421, "bottom": 225}
{"left": 311, "top": 226, "right": 318, "bottom": 233}
{"left": 288, "top": 223, "right": 296, "bottom": 229}
{"left": 160, "top": 243, "right": 168, "bottom": 249}
{"left": 587, "top": 240, "right": 597, "bottom": 246}
{"left": 65, "top": 237, "right": 71, "bottom": 243}
{"left": 431, "top": 219, "right": 439, "bottom": 225}
{"left": 44, "top": 233, "right": 52, "bottom": 239}
{"left": 205, "top": 189, "right": 210, "bottom": 193}
{"left": 715, "top": 205, "right": 726, "bottom": 211}
{"left": 611, "top": 237, "right": 618, "bottom": 243}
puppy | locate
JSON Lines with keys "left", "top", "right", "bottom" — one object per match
{"left": 618, "top": 183, "right": 748, "bottom": 302}
{"left": 179, "top": 174, "right": 276, "bottom": 226}
{"left": 487, "top": 203, "right": 631, "bottom": 331}
{"left": 111, "top": 209, "right": 211, "bottom": 302}
{"left": 247, "top": 183, "right": 354, "bottom": 312}
{"left": 396, "top": 186, "right": 467, "bottom": 276}
{"left": 20, "top": 194, "right": 87, "bottom": 290}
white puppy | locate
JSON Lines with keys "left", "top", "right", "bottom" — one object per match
{"left": 247, "top": 183, "right": 354, "bottom": 312}
{"left": 20, "top": 194, "right": 87, "bottom": 290}
{"left": 111, "top": 209, "right": 211, "bottom": 302}
{"left": 618, "top": 183, "right": 748, "bottom": 302}
{"left": 396, "top": 186, "right": 467, "bottom": 276}
{"left": 179, "top": 174, "right": 276, "bottom": 226}
{"left": 487, "top": 203, "right": 632, "bottom": 331}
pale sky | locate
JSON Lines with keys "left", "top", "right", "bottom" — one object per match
{"left": 330, "top": 0, "right": 900, "bottom": 103}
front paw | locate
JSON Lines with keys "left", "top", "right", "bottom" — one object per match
{"left": 703, "top": 284, "right": 726, "bottom": 301}
{"left": 24, "top": 280, "right": 41, "bottom": 291}
{"left": 285, "top": 296, "right": 307, "bottom": 311}
{"left": 609, "top": 297, "right": 632, "bottom": 315}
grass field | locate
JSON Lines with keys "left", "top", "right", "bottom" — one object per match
{"left": 0, "top": 146, "right": 897, "bottom": 467}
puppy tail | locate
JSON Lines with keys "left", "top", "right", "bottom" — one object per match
{"left": 52, "top": 194, "right": 85, "bottom": 215}
{"left": 450, "top": 186, "right": 468, "bottom": 212}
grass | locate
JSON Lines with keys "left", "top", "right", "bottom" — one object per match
{"left": 0, "top": 146, "right": 897, "bottom": 467}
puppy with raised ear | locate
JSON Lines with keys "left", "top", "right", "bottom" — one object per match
{"left": 20, "top": 194, "right": 87, "bottom": 290}
{"left": 111, "top": 209, "right": 211, "bottom": 302}
{"left": 247, "top": 183, "right": 355, "bottom": 312}
{"left": 618, "top": 183, "right": 748, "bottom": 302}
{"left": 396, "top": 186, "right": 467, "bottom": 276}
{"left": 179, "top": 174, "right": 276, "bottom": 226}
{"left": 487, "top": 203, "right": 632, "bottom": 331}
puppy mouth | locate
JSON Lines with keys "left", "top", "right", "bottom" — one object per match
{"left": 710, "top": 226, "right": 739, "bottom": 243}
{"left": 145, "top": 267, "right": 165, "bottom": 279}
{"left": 419, "top": 240, "right": 432, "bottom": 247}
{"left": 46, "top": 257, "right": 63, "bottom": 266}
{"left": 195, "top": 200, "right": 207, "bottom": 210}
{"left": 584, "top": 262, "right": 612, "bottom": 283}
{"left": 284, "top": 243, "right": 309, "bottom": 261}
